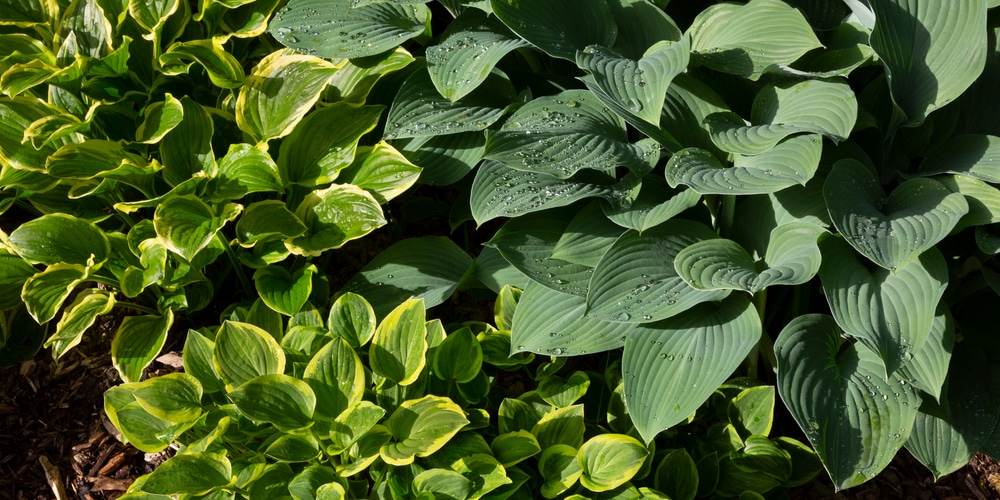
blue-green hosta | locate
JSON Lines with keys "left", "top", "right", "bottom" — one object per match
{"left": 105, "top": 291, "right": 817, "bottom": 499}
{"left": 267, "top": 0, "right": 1000, "bottom": 491}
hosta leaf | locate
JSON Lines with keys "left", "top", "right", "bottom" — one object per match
{"left": 8, "top": 213, "right": 109, "bottom": 267}
{"left": 601, "top": 176, "right": 702, "bottom": 232}
{"left": 688, "top": 0, "right": 822, "bottom": 80}
{"left": 236, "top": 51, "right": 339, "bottom": 144}
{"left": 159, "top": 39, "right": 245, "bottom": 89}
{"left": 328, "top": 401, "right": 386, "bottom": 455}
{"left": 654, "top": 448, "right": 698, "bottom": 500}
{"left": 577, "top": 434, "right": 648, "bottom": 492}
{"left": 576, "top": 37, "right": 690, "bottom": 126}
{"left": 897, "top": 309, "right": 953, "bottom": 401}
{"left": 128, "top": 0, "right": 179, "bottom": 34}
{"left": 183, "top": 329, "right": 224, "bottom": 393}
{"left": 253, "top": 264, "right": 316, "bottom": 316}
{"left": 141, "top": 453, "right": 231, "bottom": 495}
{"left": 269, "top": 0, "right": 430, "bottom": 59}
{"left": 288, "top": 184, "right": 386, "bottom": 256}
{"left": 511, "top": 282, "right": 639, "bottom": 356}
{"left": 327, "top": 46, "right": 414, "bottom": 103}
{"left": 235, "top": 200, "right": 308, "bottom": 247}
{"left": 212, "top": 144, "right": 283, "bottom": 198}
{"left": 0, "top": 254, "right": 37, "bottom": 311}
{"left": 265, "top": 432, "right": 321, "bottom": 461}
{"left": 936, "top": 175, "right": 1000, "bottom": 231}
{"left": 136, "top": 94, "right": 184, "bottom": 144}
{"left": 426, "top": 9, "right": 529, "bottom": 101}
{"left": 328, "top": 292, "right": 376, "bottom": 348}
{"left": 214, "top": 320, "right": 286, "bottom": 390}
{"left": 412, "top": 469, "right": 474, "bottom": 500}
{"left": 607, "top": 0, "right": 681, "bottom": 60}
{"left": 384, "top": 69, "right": 514, "bottom": 139}
{"left": 160, "top": 97, "right": 215, "bottom": 187}
{"left": 705, "top": 79, "right": 856, "bottom": 155}
{"left": 0, "top": 0, "right": 58, "bottom": 27}
{"left": 550, "top": 201, "right": 626, "bottom": 267}
{"left": 660, "top": 74, "right": 729, "bottom": 160}
{"left": 22, "top": 263, "right": 88, "bottom": 324}
{"left": 305, "top": 337, "right": 364, "bottom": 420}
{"left": 490, "top": 0, "right": 615, "bottom": 61}
{"left": 112, "top": 311, "right": 173, "bottom": 383}
{"left": 539, "top": 444, "right": 582, "bottom": 498}
{"left": 229, "top": 373, "right": 316, "bottom": 431}
{"left": 46, "top": 289, "right": 114, "bottom": 359}
{"left": 623, "top": 294, "right": 760, "bottom": 443}
{"left": 433, "top": 326, "right": 483, "bottom": 383}
{"left": 154, "top": 196, "right": 240, "bottom": 262}
{"left": 533, "top": 405, "right": 585, "bottom": 449}
{"left": 338, "top": 237, "right": 472, "bottom": 318}
{"left": 666, "top": 135, "right": 823, "bottom": 195}
{"left": 334, "top": 142, "right": 421, "bottom": 204}
{"left": 918, "top": 134, "right": 1000, "bottom": 183}
{"left": 218, "top": 0, "right": 283, "bottom": 40}
{"left": 775, "top": 314, "right": 921, "bottom": 491}
{"left": 471, "top": 160, "right": 628, "bottom": 225}
{"left": 819, "top": 238, "right": 947, "bottom": 376}
{"left": 0, "top": 98, "right": 66, "bottom": 172}
{"left": 824, "top": 159, "right": 968, "bottom": 270}
{"left": 537, "top": 371, "right": 590, "bottom": 408}
{"left": 674, "top": 222, "right": 824, "bottom": 294}
{"left": 132, "top": 372, "right": 203, "bottom": 423}
{"left": 586, "top": 221, "right": 729, "bottom": 323}
{"left": 492, "top": 430, "right": 541, "bottom": 467}
{"left": 395, "top": 130, "right": 485, "bottom": 185}
{"left": 369, "top": 298, "right": 426, "bottom": 386}
{"left": 289, "top": 465, "right": 338, "bottom": 500}
{"left": 277, "top": 102, "right": 383, "bottom": 188}
{"left": 484, "top": 90, "right": 649, "bottom": 178}
{"left": 380, "top": 395, "right": 469, "bottom": 465}
{"left": 869, "top": 0, "right": 987, "bottom": 128}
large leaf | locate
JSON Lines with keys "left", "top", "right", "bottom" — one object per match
{"left": 111, "top": 311, "right": 174, "bottom": 383}
{"left": 623, "top": 294, "right": 761, "bottom": 443}
{"left": 586, "top": 221, "right": 730, "bottom": 323}
{"left": 484, "top": 90, "right": 649, "bottom": 178}
{"left": 395, "top": 131, "right": 485, "bottom": 185}
{"left": 132, "top": 373, "right": 204, "bottom": 423}
{"left": 141, "top": 453, "right": 232, "bottom": 495}
{"left": 287, "top": 184, "right": 385, "bottom": 256}
{"left": 236, "top": 50, "right": 339, "bottom": 144}
{"left": 334, "top": 141, "right": 422, "bottom": 204}
{"left": 665, "top": 135, "right": 823, "bottom": 195}
{"left": 380, "top": 395, "right": 469, "bottom": 465}
{"left": 426, "top": 9, "right": 529, "bottom": 101}
{"left": 688, "top": 0, "right": 822, "bottom": 79}
{"left": 490, "top": 0, "right": 616, "bottom": 61}
{"left": 254, "top": 264, "right": 316, "bottom": 316}
{"left": 918, "top": 134, "right": 1000, "bottom": 183}
{"left": 869, "top": 0, "right": 986, "bottom": 128}
{"left": 229, "top": 373, "right": 317, "bottom": 431}
{"left": 819, "top": 238, "right": 947, "bottom": 376}
{"left": 824, "top": 159, "right": 968, "bottom": 271}
{"left": 384, "top": 69, "right": 514, "bottom": 139}
{"left": 775, "top": 314, "right": 921, "bottom": 491}
{"left": 896, "top": 309, "right": 953, "bottom": 401}
{"left": 213, "top": 320, "right": 286, "bottom": 390}
{"left": 160, "top": 97, "right": 215, "bottom": 187}
{"left": 338, "top": 237, "right": 472, "bottom": 319}
{"left": 369, "top": 298, "right": 427, "bottom": 386}
{"left": 277, "top": 102, "right": 383, "bottom": 188}
{"left": 673, "top": 222, "right": 824, "bottom": 294}
{"left": 212, "top": 143, "right": 283, "bottom": 198}
{"left": 269, "top": 0, "right": 430, "bottom": 59}
{"left": 8, "top": 213, "right": 110, "bottom": 267}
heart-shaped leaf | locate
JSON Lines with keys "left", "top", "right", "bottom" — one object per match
{"left": 491, "top": 0, "right": 615, "bottom": 61}
{"left": 141, "top": 452, "right": 231, "bottom": 496}
{"left": 235, "top": 200, "right": 308, "bottom": 247}
{"left": 824, "top": 159, "right": 968, "bottom": 270}
{"left": 213, "top": 320, "right": 286, "bottom": 390}
{"left": 666, "top": 134, "right": 823, "bottom": 195}
{"left": 577, "top": 434, "right": 648, "bottom": 492}
{"left": 606, "top": 0, "right": 681, "bottom": 60}
{"left": 586, "top": 221, "right": 730, "bottom": 323}
{"left": 369, "top": 298, "right": 426, "bottom": 386}
{"left": 253, "top": 264, "right": 316, "bottom": 316}
{"left": 112, "top": 311, "right": 174, "bottom": 384}
{"left": 160, "top": 97, "right": 215, "bottom": 187}
{"left": 705, "top": 79, "right": 856, "bottom": 155}
{"left": 380, "top": 395, "right": 469, "bottom": 465}
{"left": 159, "top": 39, "right": 245, "bottom": 89}
{"left": 775, "top": 314, "right": 921, "bottom": 491}
{"left": 333, "top": 141, "right": 422, "bottom": 204}
{"left": 304, "top": 337, "right": 364, "bottom": 421}
{"left": 212, "top": 143, "right": 282, "bottom": 198}
{"left": 136, "top": 93, "right": 183, "bottom": 144}
{"left": 229, "top": 373, "right": 317, "bottom": 432}
{"left": 154, "top": 196, "right": 240, "bottom": 262}
{"left": 601, "top": 176, "right": 702, "bottom": 232}
{"left": 269, "top": 0, "right": 430, "bottom": 59}
{"left": 385, "top": 69, "right": 514, "bottom": 139}
{"left": 819, "top": 237, "right": 947, "bottom": 376}
{"left": 623, "top": 294, "right": 760, "bottom": 443}
{"left": 896, "top": 309, "right": 953, "bottom": 401}
{"left": 869, "top": 0, "right": 986, "bottom": 128}
{"left": 674, "top": 222, "right": 824, "bottom": 294}
{"left": 395, "top": 131, "right": 485, "bottom": 185}
{"left": 426, "top": 9, "right": 529, "bottom": 101}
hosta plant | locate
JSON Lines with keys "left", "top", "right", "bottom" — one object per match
{"left": 267, "top": 0, "right": 1000, "bottom": 491}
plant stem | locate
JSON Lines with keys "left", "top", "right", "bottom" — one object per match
{"left": 216, "top": 233, "right": 254, "bottom": 298}
{"left": 719, "top": 194, "right": 736, "bottom": 237}
{"left": 116, "top": 302, "right": 160, "bottom": 315}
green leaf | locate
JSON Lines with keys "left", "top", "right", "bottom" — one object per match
{"left": 577, "top": 434, "right": 648, "bottom": 492}
{"left": 819, "top": 237, "right": 947, "bottom": 376}
{"left": 288, "top": 184, "right": 386, "bottom": 256}
{"left": 538, "top": 444, "right": 582, "bottom": 498}
{"left": 773, "top": 437, "right": 823, "bottom": 487}
{"left": 919, "top": 135, "right": 1000, "bottom": 183}
{"left": 154, "top": 196, "right": 239, "bottom": 262}
{"left": 213, "top": 321, "right": 286, "bottom": 390}
{"left": 673, "top": 222, "right": 824, "bottom": 294}
{"left": 328, "top": 401, "right": 386, "bottom": 455}
{"left": 183, "top": 329, "right": 224, "bottom": 393}
{"left": 112, "top": 311, "right": 174, "bottom": 383}
{"left": 729, "top": 436, "right": 792, "bottom": 482}
{"left": 46, "top": 289, "right": 114, "bottom": 359}
{"left": 160, "top": 96, "right": 215, "bottom": 187}
{"left": 335, "top": 141, "right": 422, "bottom": 204}
{"left": 395, "top": 131, "right": 485, "bottom": 185}
{"left": 277, "top": 102, "right": 383, "bottom": 188}
{"left": 775, "top": 314, "right": 921, "bottom": 491}
{"left": 133, "top": 372, "right": 204, "bottom": 423}
{"left": 0, "top": 97, "right": 67, "bottom": 171}
{"left": 654, "top": 448, "right": 698, "bottom": 500}
{"left": 8, "top": 213, "right": 110, "bottom": 267}
{"left": 601, "top": 177, "right": 701, "bottom": 232}
{"left": 254, "top": 264, "right": 316, "bottom": 316}
{"left": 289, "top": 465, "right": 340, "bottom": 500}
{"left": 491, "top": 430, "right": 541, "bottom": 467}
{"left": 328, "top": 292, "right": 376, "bottom": 348}
{"left": 128, "top": 0, "right": 179, "bottom": 34}
{"left": 235, "top": 200, "right": 308, "bottom": 247}
{"left": 304, "top": 337, "right": 364, "bottom": 420}
{"left": 21, "top": 263, "right": 88, "bottom": 324}
{"left": 212, "top": 143, "right": 283, "bottom": 198}
{"left": 532, "top": 405, "right": 585, "bottom": 450}
{"left": 327, "top": 46, "right": 415, "bottom": 103}
{"left": 824, "top": 159, "right": 968, "bottom": 270}
{"left": 412, "top": 469, "right": 474, "bottom": 500}
{"left": 491, "top": 0, "right": 615, "bottom": 61}
{"left": 705, "top": 79, "right": 856, "bottom": 155}
{"left": 0, "top": 254, "right": 38, "bottom": 311}
{"left": 380, "top": 395, "right": 469, "bottom": 465}
{"left": 339, "top": 237, "right": 472, "bottom": 318}
{"left": 607, "top": 0, "right": 681, "bottom": 59}
{"left": 586, "top": 221, "right": 730, "bottom": 323}
{"left": 385, "top": 69, "right": 514, "bottom": 139}
{"left": 137, "top": 94, "right": 184, "bottom": 144}
{"left": 577, "top": 37, "right": 690, "bottom": 126}
{"left": 896, "top": 310, "right": 953, "bottom": 401}
{"left": 264, "top": 432, "right": 322, "bottom": 462}
{"left": 624, "top": 294, "right": 761, "bottom": 443}
{"left": 229, "top": 373, "right": 316, "bottom": 431}
{"left": 236, "top": 50, "right": 339, "bottom": 144}
{"left": 936, "top": 175, "right": 1000, "bottom": 231}
{"left": 269, "top": 0, "right": 430, "bottom": 59}
{"left": 433, "top": 326, "right": 483, "bottom": 383}
{"left": 426, "top": 9, "right": 529, "bottom": 101}
{"left": 665, "top": 135, "right": 823, "bottom": 195}
{"left": 537, "top": 371, "right": 590, "bottom": 408}
{"left": 370, "top": 298, "right": 427, "bottom": 386}
{"left": 159, "top": 38, "right": 245, "bottom": 89}
{"left": 141, "top": 452, "right": 232, "bottom": 495}
{"left": 728, "top": 386, "right": 775, "bottom": 439}
{"left": 484, "top": 90, "right": 649, "bottom": 179}
{"left": 869, "top": 0, "right": 987, "bottom": 128}
{"left": 499, "top": 398, "right": 540, "bottom": 434}
{"left": 688, "top": 0, "right": 822, "bottom": 79}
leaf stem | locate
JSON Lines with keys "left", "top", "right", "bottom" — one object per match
{"left": 216, "top": 233, "right": 254, "bottom": 298}
{"left": 116, "top": 301, "right": 159, "bottom": 315}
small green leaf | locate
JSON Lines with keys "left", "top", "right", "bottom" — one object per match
{"left": 112, "top": 311, "right": 173, "bottom": 384}
{"left": 491, "top": 430, "right": 541, "bottom": 467}
{"left": 160, "top": 96, "right": 215, "bottom": 187}
{"left": 159, "top": 38, "right": 245, "bottom": 88}
{"left": 8, "top": 213, "right": 109, "bottom": 267}
{"left": 537, "top": 372, "right": 590, "bottom": 408}
{"left": 412, "top": 469, "right": 474, "bottom": 500}
{"left": 253, "top": 264, "right": 316, "bottom": 316}
{"left": 133, "top": 373, "right": 204, "bottom": 423}
{"left": 538, "top": 444, "right": 582, "bottom": 498}
{"left": 328, "top": 401, "right": 386, "bottom": 455}
{"left": 183, "top": 329, "right": 224, "bottom": 393}
{"left": 213, "top": 320, "right": 286, "bottom": 390}
{"left": 264, "top": 432, "right": 322, "bottom": 462}
{"left": 128, "top": 0, "right": 179, "bottom": 34}
{"left": 380, "top": 395, "right": 469, "bottom": 465}
{"left": 230, "top": 373, "right": 316, "bottom": 431}
{"left": 154, "top": 196, "right": 239, "bottom": 262}
{"left": 212, "top": 143, "right": 283, "bottom": 198}
{"left": 288, "top": 184, "right": 386, "bottom": 256}
{"left": 328, "top": 292, "right": 376, "bottom": 348}
{"left": 532, "top": 405, "right": 585, "bottom": 450}
{"left": 304, "top": 337, "right": 365, "bottom": 420}
{"left": 370, "top": 298, "right": 426, "bottom": 386}
{"left": 235, "top": 200, "right": 308, "bottom": 247}
{"left": 433, "top": 326, "right": 483, "bottom": 383}
{"left": 277, "top": 102, "right": 383, "bottom": 188}
{"left": 728, "top": 386, "right": 775, "bottom": 439}
{"left": 0, "top": 254, "right": 38, "bottom": 311}
{"left": 46, "top": 288, "right": 114, "bottom": 359}
{"left": 335, "top": 141, "right": 421, "bottom": 204}
{"left": 654, "top": 448, "right": 698, "bottom": 500}
{"left": 141, "top": 452, "right": 231, "bottom": 495}
{"left": 577, "top": 434, "right": 648, "bottom": 492}
{"left": 137, "top": 93, "right": 184, "bottom": 144}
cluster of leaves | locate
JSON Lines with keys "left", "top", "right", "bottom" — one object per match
{"left": 106, "top": 290, "right": 819, "bottom": 499}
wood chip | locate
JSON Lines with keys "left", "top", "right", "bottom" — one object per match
{"left": 155, "top": 351, "right": 185, "bottom": 368}
{"left": 97, "top": 451, "right": 127, "bottom": 477}
{"left": 88, "top": 476, "right": 133, "bottom": 492}
{"left": 38, "top": 455, "right": 68, "bottom": 500}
